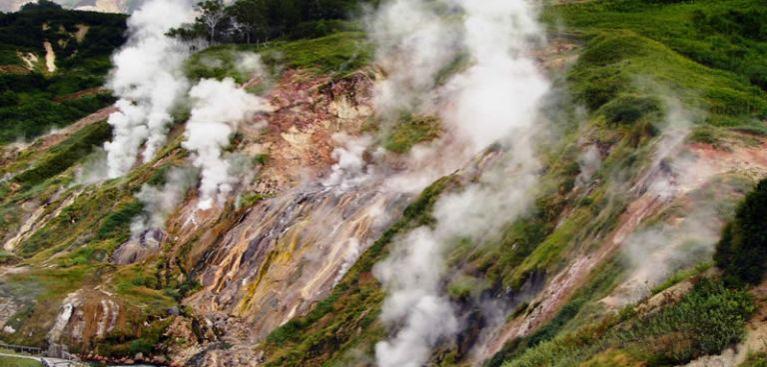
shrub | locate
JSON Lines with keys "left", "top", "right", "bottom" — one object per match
{"left": 632, "top": 278, "right": 755, "bottom": 363}
{"left": 715, "top": 178, "right": 767, "bottom": 285}
{"left": 97, "top": 200, "right": 144, "bottom": 240}
{"left": 600, "top": 94, "right": 662, "bottom": 125}
{"left": 504, "top": 278, "right": 754, "bottom": 367}
{"left": 383, "top": 114, "right": 441, "bottom": 154}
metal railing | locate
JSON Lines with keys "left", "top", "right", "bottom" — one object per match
{"left": 0, "top": 341, "right": 85, "bottom": 366}
{"left": 0, "top": 341, "right": 42, "bottom": 355}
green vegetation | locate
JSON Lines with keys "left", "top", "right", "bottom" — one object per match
{"left": 12, "top": 121, "right": 111, "bottom": 189}
{"left": 0, "top": 249, "right": 20, "bottom": 265}
{"left": 0, "top": 84, "right": 114, "bottom": 144}
{"left": 0, "top": 355, "right": 42, "bottom": 367}
{"left": 503, "top": 278, "right": 755, "bottom": 367}
{"left": 487, "top": 260, "right": 623, "bottom": 367}
{"left": 551, "top": 0, "right": 767, "bottom": 132}
{"left": 96, "top": 200, "right": 143, "bottom": 241}
{"left": 187, "top": 30, "right": 371, "bottom": 80}
{"left": 741, "top": 353, "right": 767, "bottom": 367}
{"left": 485, "top": 2, "right": 767, "bottom": 366}
{"left": 0, "top": 0, "right": 124, "bottom": 144}
{"left": 383, "top": 114, "right": 442, "bottom": 154}
{"left": 259, "top": 31, "right": 370, "bottom": 74}
{"left": 170, "top": 0, "right": 369, "bottom": 44}
{"left": 652, "top": 262, "right": 712, "bottom": 295}
{"left": 715, "top": 178, "right": 767, "bottom": 286}
{"left": 2, "top": 0, "right": 767, "bottom": 364}
{"left": 554, "top": 0, "right": 767, "bottom": 92}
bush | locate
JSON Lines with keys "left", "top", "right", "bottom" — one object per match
{"left": 383, "top": 114, "right": 441, "bottom": 153}
{"left": 504, "top": 278, "right": 754, "bottom": 367}
{"left": 715, "top": 178, "right": 767, "bottom": 286}
{"left": 600, "top": 94, "right": 662, "bottom": 125}
{"left": 97, "top": 200, "right": 144, "bottom": 240}
{"left": 632, "top": 278, "right": 755, "bottom": 363}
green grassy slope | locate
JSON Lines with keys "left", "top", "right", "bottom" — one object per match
{"left": 258, "top": 1, "right": 767, "bottom": 366}
{"left": 0, "top": 1, "right": 124, "bottom": 144}
{"left": 1, "top": 0, "right": 766, "bottom": 364}
{"left": 488, "top": 1, "right": 767, "bottom": 365}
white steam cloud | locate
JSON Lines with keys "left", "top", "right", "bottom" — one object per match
{"left": 182, "top": 78, "right": 269, "bottom": 209}
{"left": 443, "top": 0, "right": 547, "bottom": 154}
{"left": 610, "top": 100, "right": 722, "bottom": 305}
{"left": 372, "top": 1, "right": 550, "bottom": 366}
{"left": 104, "top": 0, "right": 193, "bottom": 178}
{"left": 323, "top": 133, "right": 376, "bottom": 190}
{"left": 575, "top": 144, "right": 601, "bottom": 187}
{"left": 131, "top": 167, "right": 197, "bottom": 238}
{"left": 235, "top": 52, "right": 267, "bottom": 78}
{"left": 368, "top": 0, "right": 460, "bottom": 119}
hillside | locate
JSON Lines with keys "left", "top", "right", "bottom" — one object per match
{"left": 0, "top": 0, "right": 124, "bottom": 144}
{"left": 1, "top": 0, "right": 767, "bottom": 366}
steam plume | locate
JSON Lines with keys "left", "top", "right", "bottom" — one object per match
{"left": 373, "top": 1, "right": 550, "bottom": 366}
{"left": 610, "top": 100, "right": 724, "bottom": 305}
{"left": 367, "top": 0, "right": 460, "bottom": 119}
{"left": 182, "top": 78, "right": 268, "bottom": 209}
{"left": 104, "top": 0, "right": 193, "bottom": 178}
{"left": 323, "top": 133, "right": 376, "bottom": 190}
{"left": 131, "top": 167, "right": 197, "bottom": 237}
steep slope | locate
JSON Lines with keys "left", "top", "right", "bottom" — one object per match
{"left": 0, "top": 1, "right": 766, "bottom": 367}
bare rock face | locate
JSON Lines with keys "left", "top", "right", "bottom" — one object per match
{"left": 46, "top": 290, "right": 123, "bottom": 348}
{"left": 112, "top": 228, "right": 165, "bottom": 265}
{"left": 152, "top": 70, "right": 412, "bottom": 364}
{"left": 187, "top": 185, "right": 407, "bottom": 338}
{"left": 0, "top": 297, "right": 20, "bottom": 335}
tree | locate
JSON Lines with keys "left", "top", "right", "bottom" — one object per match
{"left": 196, "top": 0, "right": 227, "bottom": 43}
{"left": 264, "top": 0, "right": 300, "bottom": 37}
{"left": 715, "top": 178, "right": 767, "bottom": 286}
{"left": 227, "top": 0, "right": 268, "bottom": 44}
{"left": 20, "top": 0, "right": 63, "bottom": 12}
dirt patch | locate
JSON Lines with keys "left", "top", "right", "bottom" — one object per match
{"left": 54, "top": 87, "right": 109, "bottom": 102}
{"left": 43, "top": 41, "right": 56, "bottom": 73}
{"left": 18, "top": 51, "right": 38, "bottom": 70}
{"left": 74, "top": 24, "right": 90, "bottom": 43}
{"left": 0, "top": 65, "right": 29, "bottom": 74}
{"left": 35, "top": 106, "right": 116, "bottom": 151}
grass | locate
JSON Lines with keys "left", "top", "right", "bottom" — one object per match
{"left": 382, "top": 114, "right": 442, "bottom": 154}
{"left": 741, "top": 353, "right": 767, "bottom": 367}
{"left": 549, "top": 0, "right": 767, "bottom": 131}
{"left": 12, "top": 120, "right": 111, "bottom": 189}
{"left": 0, "top": 355, "right": 42, "bottom": 367}
{"left": 652, "top": 262, "right": 712, "bottom": 295}
{"left": 0, "top": 131, "right": 188, "bottom": 353}
{"left": 187, "top": 31, "right": 372, "bottom": 81}
{"left": 0, "top": 249, "right": 20, "bottom": 265}
{"left": 502, "top": 278, "right": 755, "bottom": 367}
{"left": 2, "top": 0, "right": 767, "bottom": 363}
{"left": 1, "top": 265, "right": 91, "bottom": 346}
{"left": 261, "top": 32, "right": 372, "bottom": 75}
{"left": 0, "top": 5, "right": 123, "bottom": 145}
{"left": 487, "top": 260, "right": 623, "bottom": 367}
{"left": 549, "top": 0, "right": 767, "bottom": 90}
